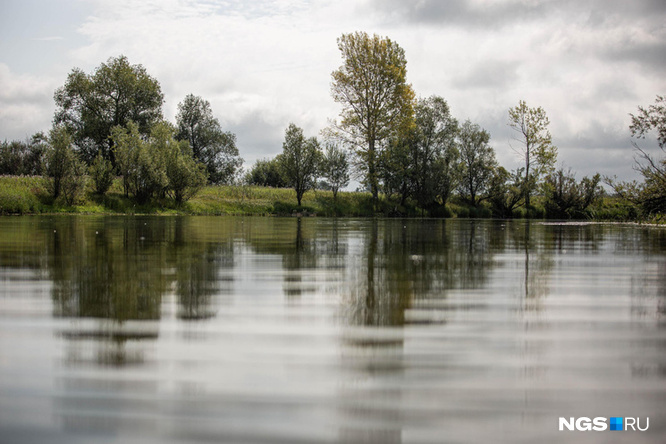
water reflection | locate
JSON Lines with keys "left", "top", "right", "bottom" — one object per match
{"left": 0, "top": 217, "right": 665, "bottom": 443}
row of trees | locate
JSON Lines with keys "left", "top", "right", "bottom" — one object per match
{"left": 245, "top": 31, "right": 603, "bottom": 218}
{"left": 247, "top": 124, "right": 350, "bottom": 206}
{"left": 1, "top": 35, "right": 662, "bottom": 217}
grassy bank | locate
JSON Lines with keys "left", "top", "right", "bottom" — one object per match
{"left": 0, "top": 176, "right": 382, "bottom": 217}
{"left": 0, "top": 175, "right": 650, "bottom": 221}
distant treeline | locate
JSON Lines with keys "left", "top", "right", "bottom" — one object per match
{"left": 1, "top": 33, "right": 664, "bottom": 220}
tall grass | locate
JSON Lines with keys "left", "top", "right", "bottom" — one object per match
{"left": 0, "top": 176, "right": 653, "bottom": 221}
{"left": 0, "top": 176, "right": 46, "bottom": 214}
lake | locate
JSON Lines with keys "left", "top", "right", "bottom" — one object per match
{"left": 0, "top": 216, "right": 664, "bottom": 443}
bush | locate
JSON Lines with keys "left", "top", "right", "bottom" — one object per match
{"left": 89, "top": 153, "right": 115, "bottom": 195}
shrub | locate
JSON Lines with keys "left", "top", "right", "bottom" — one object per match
{"left": 89, "top": 152, "right": 115, "bottom": 195}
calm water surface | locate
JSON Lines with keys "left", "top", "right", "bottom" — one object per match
{"left": 0, "top": 216, "right": 664, "bottom": 443}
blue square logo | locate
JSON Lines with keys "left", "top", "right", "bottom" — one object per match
{"left": 610, "top": 417, "right": 623, "bottom": 431}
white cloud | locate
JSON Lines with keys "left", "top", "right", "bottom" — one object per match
{"left": 0, "top": 64, "right": 58, "bottom": 139}
{"left": 0, "top": 0, "right": 663, "bottom": 180}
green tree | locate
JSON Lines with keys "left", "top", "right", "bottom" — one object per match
{"left": 88, "top": 152, "right": 114, "bottom": 195}
{"left": 331, "top": 31, "right": 415, "bottom": 205}
{"left": 45, "top": 126, "right": 86, "bottom": 204}
{"left": 0, "top": 133, "right": 47, "bottom": 176}
{"left": 54, "top": 55, "right": 164, "bottom": 166}
{"left": 155, "top": 122, "right": 207, "bottom": 203}
{"left": 457, "top": 120, "right": 498, "bottom": 206}
{"left": 322, "top": 143, "right": 350, "bottom": 201}
{"left": 543, "top": 168, "right": 602, "bottom": 218}
{"left": 112, "top": 121, "right": 167, "bottom": 202}
{"left": 246, "top": 158, "right": 287, "bottom": 188}
{"left": 629, "top": 95, "right": 666, "bottom": 215}
{"left": 488, "top": 167, "right": 524, "bottom": 218}
{"left": 380, "top": 134, "right": 412, "bottom": 204}
{"left": 381, "top": 96, "right": 458, "bottom": 211}
{"left": 508, "top": 100, "right": 557, "bottom": 208}
{"left": 175, "top": 94, "right": 242, "bottom": 184}
{"left": 277, "top": 123, "right": 322, "bottom": 206}
{"left": 410, "top": 96, "right": 458, "bottom": 210}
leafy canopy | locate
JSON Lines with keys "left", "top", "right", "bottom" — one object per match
{"left": 54, "top": 55, "right": 164, "bottom": 165}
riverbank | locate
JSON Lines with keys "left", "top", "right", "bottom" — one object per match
{"left": 0, "top": 175, "right": 652, "bottom": 221}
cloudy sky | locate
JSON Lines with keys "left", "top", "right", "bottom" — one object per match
{"left": 1, "top": 0, "right": 664, "bottom": 181}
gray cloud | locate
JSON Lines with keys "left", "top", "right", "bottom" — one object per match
{"left": 368, "top": 0, "right": 553, "bottom": 29}
{"left": 452, "top": 59, "right": 518, "bottom": 90}
{"left": 370, "top": 0, "right": 666, "bottom": 30}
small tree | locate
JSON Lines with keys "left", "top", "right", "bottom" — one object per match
{"left": 112, "top": 122, "right": 167, "bottom": 203}
{"left": 277, "top": 123, "right": 322, "bottom": 206}
{"left": 543, "top": 168, "right": 602, "bottom": 218}
{"left": 45, "top": 126, "right": 85, "bottom": 204}
{"left": 488, "top": 167, "right": 524, "bottom": 218}
{"left": 322, "top": 143, "right": 349, "bottom": 201}
{"left": 158, "top": 126, "right": 207, "bottom": 203}
{"left": 0, "top": 133, "right": 47, "bottom": 176}
{"left": 89, "top": 152, "right": 114, "bottom": 195}
{"left": 457, "top": 120, "right": 498, "bottom": 206}
{"left": 508, "top": 100, "right": 557, "bottom": 208}
{"left": 246, "top": 158, "right": 287, "bottom": 188}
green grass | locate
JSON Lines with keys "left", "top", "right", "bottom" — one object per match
{"left": 0, "top": 176, "right": 47, "bottom": 214}
{"left": 0, "top": 175, "right": 660, "bottom": 221}
{"left": 0, "top": 176, "right": 380, "bottom": 216}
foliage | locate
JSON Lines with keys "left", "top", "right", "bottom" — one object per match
{"left": 488, "top": 167, "right": 524, "bottom": 218}
{"left": 543, "top": 168, "right": 602, "bottom": 218}
{"left": 605, "top": 95, "right": 666, "bottom": 216}
{"left": 0, "top": 176, "right": 45, "bottom": 214}
{"left": 160, "top": 125, "right": 208, "bottom": 203}
{"left": 321, "top": 143, "right": 350, "bottom": 201}
{"left": 457, "top": 120, "right": 497, "bottom": 206}
{"left": 175, "top": 94, "right": 243, "bottom": 184}
{"left": 0, "top": 133, "right": 47, "bottom": 176}
{"left": 112, "top": 121, "right": 206, "bottom": 203}
{"left": 330, "top": 31, "right": 415, "bottom": 204}
{"left": 54, "top": 55, "right": 164, "bottom": 166}
{"left": 630, "top": 95, "right": 666, "bottom": 148}
{"left": 628, "top": 95, "right": 666, "bottom": 215}
{"left": 410, "top": 96, "right": 459, "bottom": 209}
{"left": 277, "top": 123, "right": 322, "bottom": 206}
{"left": 88, "top": 152, "right": 115, "bottom": 195}
{"left": 380, "top": 95, "right": 458, "bottom": 212}
{"left": 246, "top": 158, "right": 287, "bottom": 188}
{"left": 44, "top": 126, "right": 86, "bottom": 205}
{"left": 508, "top": 100, "right": 558, "bottom": 208}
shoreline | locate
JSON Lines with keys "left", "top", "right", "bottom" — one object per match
{"left": 1, "top": 175, "right": 661, "bottom": 223}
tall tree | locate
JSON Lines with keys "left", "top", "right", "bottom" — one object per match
{"left": 457, "top": 120, "right": 498, "bottom": 206}
{"left": 508, "top": 100, "right": 557, "bottom": 208}
{"left": 54, "top": 55, "right": 164, "bottom": 166}
{"left": 175, "top": 94, "right": 242, "bottom": 184}
{"left": 410, "top": 96, "right": 458, "bottom": 209}
{"left": 277, "top": 123, "right": 322, "bottom": 206}
{"left": 330, "top": 31, "right": 415, "bottom": 205}
{"left": 381, "top": 96, "right": 458, "bottom": 211}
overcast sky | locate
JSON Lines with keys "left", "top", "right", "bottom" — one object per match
{"left": 1, "top": 0, "right": 664, "bottom": 181}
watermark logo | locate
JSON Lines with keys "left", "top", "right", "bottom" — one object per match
{"left": 559, "top": 417, "right": 649, "bottom": 432}
{"left": 609, "top": 417, "right": 623, "bottom": 431}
